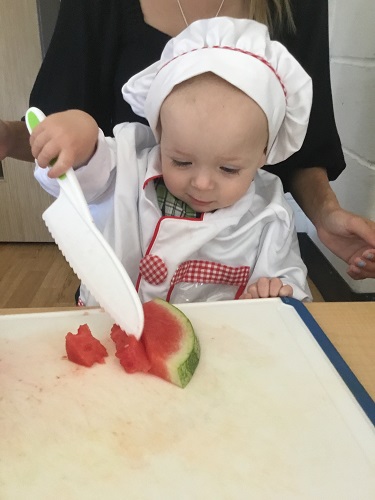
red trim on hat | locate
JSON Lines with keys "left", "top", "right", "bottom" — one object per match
{"left": 158, "top": 45, "right": 287, "bottom": 97}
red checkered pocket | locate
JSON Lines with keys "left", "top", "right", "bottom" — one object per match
{"left": 167, "top": 260, "right": 250, "bottom": 301}
{"left": 139, "top": 254, "right": 168, "bottom": 285}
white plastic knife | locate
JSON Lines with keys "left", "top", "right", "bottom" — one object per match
{"left": 26, "top": 107, "right": 144, "bottom": 338}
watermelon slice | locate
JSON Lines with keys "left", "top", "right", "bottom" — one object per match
{"left": 110, "top": 299, "right": 200, "bottom": 388}
{"left": 141, "top": 298, "right": 200, "bottom": 388}
{"left": 65, "top": 324, "right": 108, "bottom": 367}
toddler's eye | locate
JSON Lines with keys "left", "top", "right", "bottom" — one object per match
{"left": 172, "top": 159, "right": 191, "bottom": 167}
{"left": 220, "top": 166, "right": 240, "bottom": 175}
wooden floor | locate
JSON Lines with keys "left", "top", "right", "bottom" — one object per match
{"left": 0, "top": 243, "right": 80, "bottom": 308}
{"left": 0, "top": 243, "right": 324, "bottom": 308}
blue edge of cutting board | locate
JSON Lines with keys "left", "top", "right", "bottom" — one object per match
{"left": 282, "top": 297, "right": 375, "bottom": 426}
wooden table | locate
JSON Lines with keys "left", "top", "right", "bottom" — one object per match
{"left": 1, "top": 302, "right": 374, "bottom": 401}
{"left": 306, "top": 302, "right": 375, "bottom": 401}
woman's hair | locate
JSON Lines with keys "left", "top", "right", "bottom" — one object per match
{"left": 246, "top": 0, "right": 295, "bottom": 34}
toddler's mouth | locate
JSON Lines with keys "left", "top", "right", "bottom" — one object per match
{"left": 188, "top": 195, "right": 213, "bottom": 206}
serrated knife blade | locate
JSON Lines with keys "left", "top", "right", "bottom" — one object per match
{"left": 26, "top": 107, "right": 144, "bottom": 338}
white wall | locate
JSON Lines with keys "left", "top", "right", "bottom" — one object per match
{"left": 292, "top": 0, "right": 375, "bottom": 293}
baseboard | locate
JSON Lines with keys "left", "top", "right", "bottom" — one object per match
{"left": 297, "top": 233, "right": 375, "bottom": 302}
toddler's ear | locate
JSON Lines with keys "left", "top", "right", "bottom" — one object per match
{"left": 155, "top": 119, "right": 162, "bottom": 141}
{"left": 257, "top": 148, "right": 267, "bottom": 169}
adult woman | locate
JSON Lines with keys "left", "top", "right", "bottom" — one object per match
{"left": 1, "top": 0, "right": 375, "bottom": 279}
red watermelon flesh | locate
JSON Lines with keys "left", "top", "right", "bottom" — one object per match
{"left": 110, "top": 324, "right": 130, "bottom": 351}
{"left": 110, "top": 324, "right": 151, "bottom": 373}
{"left": 141, "top": 298, "right": 200, "bottom": 388}
{"left": 65, "top": 324, "right": 108, "bottom": 367}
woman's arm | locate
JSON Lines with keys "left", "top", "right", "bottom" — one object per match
{"left": 269, "top": 0, "right": 375, "bottom": 279}
{"left": 0, "top": 120, "right": 33, "bottom": 162}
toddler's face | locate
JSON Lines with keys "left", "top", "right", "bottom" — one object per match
{"left": 159, "top": 74, "right": 268, "bottom": 213}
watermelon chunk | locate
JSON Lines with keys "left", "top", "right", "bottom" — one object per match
{"left": 110, "top": 325, "right": 151, "bottom": 373}
{"left": 65, "top": 324, "right": 108, "bottom": 367}
{"left": 110, "top": 324, "right": 130, "bottom": 351}
{"left": 141, "top": 298, "right": 200, "bottom": 388}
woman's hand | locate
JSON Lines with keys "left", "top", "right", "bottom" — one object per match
{"left": 290, "top": 167, "right": 375, "bottom": 280}
{"left": 239, "top": 277, "right": 293, "bottom": 299}
{"left": 29, "top": 110, "right": 99, "bottom": 177}
{"left": 315, "top": 207, "right": 375, "bottom": 280}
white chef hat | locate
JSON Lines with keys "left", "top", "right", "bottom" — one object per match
{"left": 122, "top": 17, "right": 312, "bottom": 164}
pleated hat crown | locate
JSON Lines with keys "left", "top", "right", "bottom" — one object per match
{"left": 122, "top": 17, "right": 312, "bottom": 164}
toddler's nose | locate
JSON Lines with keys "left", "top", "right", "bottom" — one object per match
{"left": 191, "top": 170, "right": 214, "bottom": 190}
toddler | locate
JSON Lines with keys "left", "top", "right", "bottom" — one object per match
{"left": 31, "top": 17, "right": 313, "bottom": 305}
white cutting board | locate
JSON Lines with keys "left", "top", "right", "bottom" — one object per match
{"left": 0, "top": 299, "right": 374, "bottom": 500}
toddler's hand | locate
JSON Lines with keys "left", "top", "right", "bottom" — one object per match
{"left": 29, "top": 110, "right": 98, "bottom": 178}
{"left": 239, "top": 277, "right": 293, "bottom": 299}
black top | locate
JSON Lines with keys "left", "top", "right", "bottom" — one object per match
{"left": 29, "top": 0, "right": 345, "bottom": 191}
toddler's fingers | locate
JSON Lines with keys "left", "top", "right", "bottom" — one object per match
{"left": 30, "top": 129, "right": 58, "bottom": 167}
{"left": 269, "top": 278, "right": 284, "bottom": 297}
{"left": 256, "top": 277, "right": 272, "bottom": 298}
{"left": 47, "top": 150, "right": 75, "bottom": 178}
{"left": 34, "top": 144, "right": 60, "bottom": 169}
{"left": 278, "top": 284, "right": 293, "bottom": 297}
{"left": 245, "top": 283, "right": 260, "bottom": 299}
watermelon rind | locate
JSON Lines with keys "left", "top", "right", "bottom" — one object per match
{"left": 146, "top": 299, "right": 201, "bottom": 388}
{"left": 162, "top": 307, "right": 200, "bottom": 387}
{"left": 176, "top": 333, "right": 200, "bottom": 388}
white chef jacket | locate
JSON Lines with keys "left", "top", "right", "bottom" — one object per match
{"left": 35, "top": 122, "right": 311, "bottom": 304}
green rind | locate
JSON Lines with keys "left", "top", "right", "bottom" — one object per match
{"left": 176, "top": 334, "right": 200, "bottom": 388}
{"left": 152, "top": 299, "right": 200, "bottom": 388}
